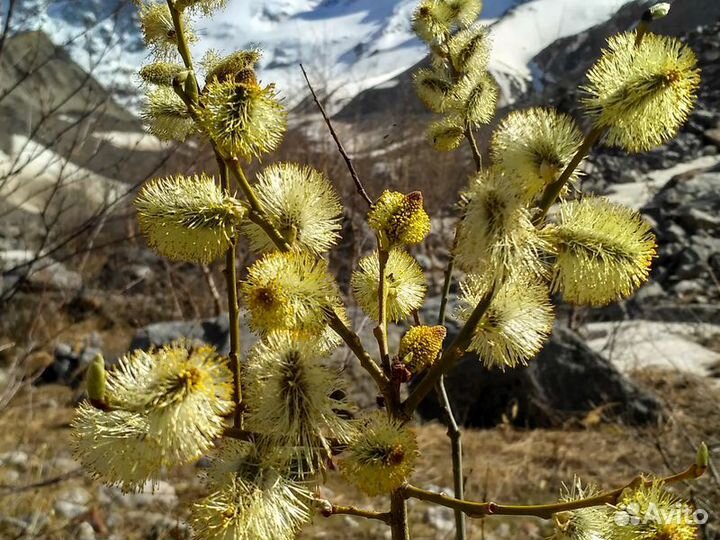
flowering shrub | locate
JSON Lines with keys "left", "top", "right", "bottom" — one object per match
{"left": 72, "top": 1, "right": 708, "bottom": 539}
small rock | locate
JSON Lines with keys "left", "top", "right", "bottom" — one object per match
{"left": 101, "top": 480, "right": 177, "bottom": 509}
{"left": 632, "top": 281, "right": 666, "bottom": 304}
{"left": 48, "top": 456, "right": 80, "bottom": 474}
{"left": 423, "top": 505, "right": 455, "bottom": 533}
{"left": 54, "top": 486, "right": 91, "bottom": 519}
{"left": 705, "top": 128, "right": 720, "bottom": 147}
{"left": 54, "top": 343, "right": 73, "bottom": 358}
{"left": 54, "top": 500, "right": 88, "bottom": 520}
{"left": 616, "top": 169, "right": 641, "bottom": 184}
{"left": 0, "top": 450, "right": 29, "bottom": 469}
{"left": 76, "top": 522, "right": 96, "bottom": 540}
{"left": 25, "top": 261, "right": 82, "bottom": 293}
{"left": 673, "top": 280, "right": 704, "bottom": 297}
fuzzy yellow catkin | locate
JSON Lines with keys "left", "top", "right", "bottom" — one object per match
{"left": 134, "top": 174, "right": 246, "bottom": 264}
{"left": 456, "top": 273, "right": 554, "bottom": 369}
{"left": 351, "top": 248, "right": 427, "bottom": 323}
{"left": 241, "top": 250, "right": 340, "bottom": 334}
{"left": 140, "top": 86, "right": 196, "bottom": 141}
{"left": 199, "top": 79, "right": 287, "bottom": 161}
{"left": 244, "top": 332, "right": 352, "bottom": 471}
{"left": 139, "top": 62, "right": 185, "bottom": 87}
{"left": 340, "top": 413, "right": 419, "bottom": 496}
{"left": 204, "top": 49, "right": 262, "bottom": 83}
{"left": 551, "top": 479, "right": 612, "bottom": 540}
{"left": 451, "top": 69, "right": 498, "bottom": 126}
{"left": 448, "top": 26, "right": 491, "bottom": 74}
{"left": 138, "top": 2, "right": 196, "bottom": 57}
{"left": 491, "top": 107, "right": 584, "bottom": 201}
{"left": 398, "top": 325, "right": 447, "bottom": 373}
{"left": 548, "top": 197, "right": 656, "bottom": 307}
{"left": 106, "top": 343, "right": 233, "bottom": 464}
{"left": 444, "top": 0, "right": 483, "bottom": 27}
{"left": 454, "top": 169, "right": 549, "bottom": 280}
{"left": 582, "top": 31, "right": 700, "bottom": 152}
{"left": 243, "top": 162, "right": 343, "bottom": 255}
{"left": 192, "top": 440, "right": 312, "bottom": 540}
{"left": 175, "top": 0, "right": 228, "bottom": 16}
{"left": 412, "top": 0, "right": 453, "bottom": 43}
{"left": 368, "top": 190, "right": 431, "bottom": 247}
{"left": 610, "top": 481, "right": 697, "bottom": 540}
{"left": 413, "top": 67, "right": 454, "bottom": 113}
{"left": 428, "top": 115, "right": 466, "bottom": 151}
{"left": 72, "top": 403, "right": 165, "bottom": 493}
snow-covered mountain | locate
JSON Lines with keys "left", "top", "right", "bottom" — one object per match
{"left": 5, "top": 0, "right": 634, "bottom": 112}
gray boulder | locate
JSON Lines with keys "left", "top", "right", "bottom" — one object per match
{"left": 413, "top": 324, "right": 663, "bottom": 428}
{"left": 128, "top": 314, "right": 234, "bottom": 355}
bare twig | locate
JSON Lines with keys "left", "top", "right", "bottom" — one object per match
{"left": 299, "top": 64, "right": 373, "bottom": 207}
{"left": 0, "top": 469, "right": 83, "bottom": 497}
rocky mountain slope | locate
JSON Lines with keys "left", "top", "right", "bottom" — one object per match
{"left": 8, "top": 0, "right": 637, "bottom": 111}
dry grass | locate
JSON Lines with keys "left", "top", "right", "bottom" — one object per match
{"left": 0, "top": 369, "right": 717, "bottom": 540}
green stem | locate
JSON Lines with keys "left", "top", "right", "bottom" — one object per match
{"left": 437, "top": 376, "right": 466, "bottom": 540}
{"left": 166, "top": 1, "right": 194, "bottom": 70}
{"left": 226, "top": 160, "right": 292, "bottom": 251}
{"left": 465, "top": 127, "right": 482, "bottom": 172}
{"left": 322, "top": 503, "right": 392, "bottom": 524}
{"left": 215, "top": 156, "right": 243, "bottom": 427}
{"left": 374, "top": 248, "right": 391, "bottom": 372}
{"left": 403, "top": 463, "right": 707, "bottom": 520}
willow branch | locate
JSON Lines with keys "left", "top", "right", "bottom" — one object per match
{"left": 167, "top": 0, "right": 194, "bottom": 70}
{"left": 319, "top": 501, "right": 392, "bottom": 524}
{"left": 299, "top": 64, "right": 373, "bottom": 207}
{"left": 374, "top": 248, "right": 391, "bottom": 372}
{"left": 324, "top": 307, "right": 390, "bottom": 393}
{"left": 225, "top": 160, "right": 292, "bottom": 251}
{"left": 222, "top": 158, "right": 388, "bottom": 403}
{"left": 437, "top": 376, "right": 466, "bottom": 540}
{"left": 403, "top": 286, "right": 494, "bottom": 415}
{"left": 216, "top": 156, "right": 244, "bottom": 427}
{"left": 465, "top": 127, "right": 482, "bottom": 172}
{"left": 403, "top": 463, "right": 708, "bottom": 520}
{"left": 390, "top": 490, "right": 410, "bottom": 540}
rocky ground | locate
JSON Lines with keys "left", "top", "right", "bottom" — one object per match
{"left": 0, "top": 370, "right": 718, "bottom": 540}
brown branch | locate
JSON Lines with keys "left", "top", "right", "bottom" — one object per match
{"left": 299, "top": 63, "right": 373, "bottom": 207}
{"left": 0, "top": 469, "right": 83, "bottom": 498}
{"left": 465, "top": 127, "right": 482, "bottom": 173}
{"left": 403, "top": 462, "right": 708, "bottom": 520}
{"left": 324, "top": 307, "right": 390, "bottom": 394}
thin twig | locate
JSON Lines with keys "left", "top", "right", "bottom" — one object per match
{"left": 299, "top": 64, "right": 373, "bottom": 207}
{"left": 374, "top": 248, "right": 391, "bottom": 371}
{"left": 437, "top": 376, "right": 466, "bottom": 540}
{"left": 0, "top": 469, "right": 83, "bottom": 497}
{"left": 465, "top": 127, "right": 482, "bottom": 173}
